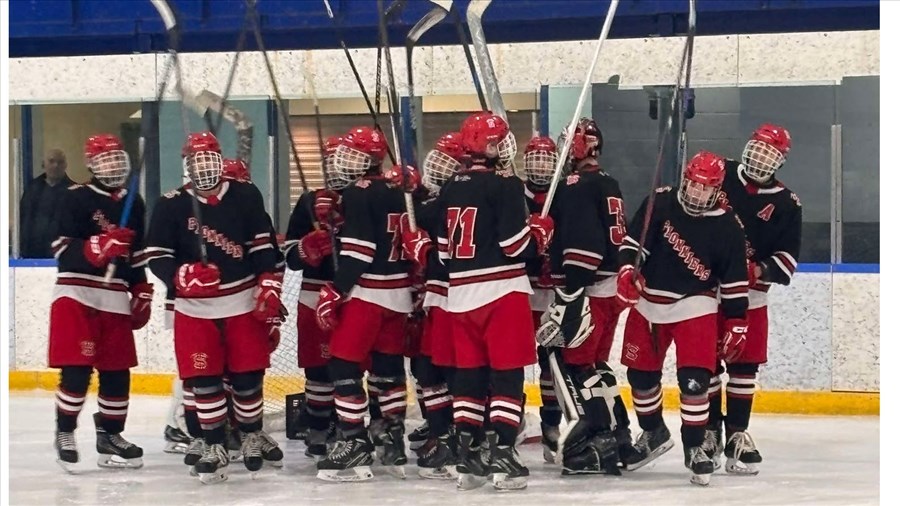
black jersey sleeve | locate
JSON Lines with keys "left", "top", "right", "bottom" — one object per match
{"left": 242, "top": 184, "right": 279, "bottom": 276}
{"left": 496, "top": 174, "right": 537, "bottom": 260}
{"left": 759, "top": 198, "right": 802, "bottom": 285}
{"left": 620, "top": 194, "right": 654, "bottom": 268}
{"left": 121, "top": 196, "right": 148, "bottom": 287}
{"left": 333, "top": 186, "right": 374, "bottom": 294}
{"left": 554, "top": 182, "right": 605, "bottom": 290}
{"left": 51, "top": 189, "right": 97, "bottom": 272}
{"left": 145, "top": 195, "right": 179, "bottom": 288}
{"left": 284, "top": 192, "right": 316, "bottom": 271}
{"left": 716, "top": 213, "right": 750, "bottom": 320}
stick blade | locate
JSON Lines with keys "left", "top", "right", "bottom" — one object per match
{"left": 407, "top": 6, "right": 449, "bottom": 46}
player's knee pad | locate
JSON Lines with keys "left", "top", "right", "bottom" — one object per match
{"left": 228, "top": 370, "right": 264, "bottom": 396}
{"left": 725, "top": 362, "right": 759, "bottom": 376}
{"left": 97, "top": 369, "right": 130, "bottom": 397}
{"left": 305, "top": 365, "right": 330, "bottom": 385}
{"left": 626, "top": 368, "right": 662, "bottom": 391}
{"left": 60, "top": 366, "right": 92, "bottom": 394}
{"left": 676, "top": 367, "right": 711, "bottom": 396}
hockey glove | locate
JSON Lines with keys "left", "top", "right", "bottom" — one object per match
{"left": 536, "top": 287, "right": 595, "bottom": 348}
{"left": 129, "top": 282, "right": 154, "bottom": 330}
{"left": 315, "top": 282, "right": 344, "bottom": 331}
{"left": 297, "top": 229, "right": 333, "bottom": 268}
{"left": 83, "top": 227, "right": 136, "bottom": 268}
{"left": 720, "top": 318, "right": 749, "bottom": 363}
{"left": 615, "top": 265, "right": 643, "bottom": 308}
{"left": 385, "top": 165, "right": 422, "bottom": 192}
{"left": 528, "top": 213, "right": 554, "bottom": 256}
{"left": 313, "top": 189, "right": 343, "bottom": 229}
{"left": 175, "top": 262, "right": 221, "bottom": 297}
{"left": 401, "top": 228, "right": 432, "bottom": 269}
{"left": 253, "top": 272, "right": 288, "bottom": 325}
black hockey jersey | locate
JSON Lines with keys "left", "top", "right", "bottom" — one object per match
{"left": 416, "top": 194, "right": 449, "bottom": 309}
{"left": 619, "top": 188, "right": 748, "bottom": 323}
{"left": 334, "top": 176, "right": 413, "bottom": 314}
{"left": 548, "top": 168, "right": 626, "bottom": 298}
{"left": 721, "top": 160, "right": 802, "bottom": 308}
{"left": 50, "top": 181, "right": 147, "bottom": 315}
{"left": 144, "top": 180, "right": 278, "bottom": 319}
{"left": 284, "top": 190, "right": 338, "bottom": 310}
{"left": 524, "top": 185, "right": 556, "bottom": 311}
{"left": 437, "top": 167, "right": 536, "bottom": 313}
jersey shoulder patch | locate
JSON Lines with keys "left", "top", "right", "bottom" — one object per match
{"left": 163, "top": 187, "right": 183, "bottom": 199}
{"left": 789, "top": 192, "right": 802, "bottom": 207}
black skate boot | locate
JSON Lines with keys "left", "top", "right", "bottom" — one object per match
{"left": 685, "top": 446, "right": 715, "bottom": 486}
{"left": 316, "top": 434, "right": 376, "bottom": 482}
{"left": 622, "top": 424, "right": 674, "bottom": 471}
{"left": 368, "top": 418, "right": 387, "bottom": 459}
{"left": 258, "top": 430, "right": 284, "bottom": 468}
{"left": 614, "top": 427, "right": 642, "bottom": 470}
{"left": 407, "top": 420, "right": 430, "bottom": 451}
{"left": 195, "top": 443, "right": 229, "bottom": 484}
{"left": 55, "top": 431, "right": 79, "bottom": 473}
{"left": 490, "top": 441, "right": 529, "bottom": 491}
{"left": 305, "top": 428, "right": 329, "bottom": 460}
{"left": 416, "top": 434, "right": 458, "bottom": 480}
{"left": 240, "top": 431, "right": 264, "bottom": 474}
{"left": 541, "top": 422, "right": 560, "bottom": 464}
{"left": 724, "top": 431, "right": 762, "bottom": 475}
{"left": 562, "top": 431, "right": 620, "bottom": 476}
{"left": 184, "top": 438, "right": 205, "bottom": 469}
{"left": 226, "top": 426, "right": 242, "bottom": 462}
{"left": 164, "top": 425, "right": 192, "bottom": 454}
{"left": 379, "top": 423, "right": 408, "bottom": 479}
{"left": 702, "top": 424, "right": 724, "bottom": 471}
{"left": 455, "top": 431, "right": 490, "bottom": 491}
{"left": 94, "top": 413, "right": 143, "bottom": 469}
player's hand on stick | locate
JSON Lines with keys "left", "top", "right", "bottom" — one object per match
{"left": 298, "top": 229, "right": 333, "bottom": 268}
{"left": 385, "top": 165, "right": 422, "bottom": 192}
{"left": 616, "top": 265, "right": 643, "bottom": 308}
{"left": 84, "top": 227, "right": 136, "bottom": 268}
{"left": 129, "top": 282, "right": 154, "bottom": 330}
{"left": 528, "top": 213, "right": 554, "bottom": 255}
{"left": 401, "top": 228, "right": 432, "bottom": 269}
{"left": 175, "top": 262, "right": 221, "bottom": 297}
{"left": 313, "top": 189, "right": 343, "bottom": 229}
{"left": 315, "top": 282, "right": 344, "bottom": 331}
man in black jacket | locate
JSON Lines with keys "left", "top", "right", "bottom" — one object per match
{"left": 19, "top": 148, "right": 74, "bottom": 258}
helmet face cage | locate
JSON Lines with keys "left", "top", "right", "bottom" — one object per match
{"left": 524, "top": 149, "right": 558, "bottom": 185}
{"left": 334, "top": 144, "right": 374, "bottom": 181}
{"left": 742, "top": 139, "right": 785, "bottom": 183}
{"left": 422, "top": 149, "right": 460, "bottom": 192}
{"left": 678, "top": 179, "right": 720, "bottom": 215}
{"left": 184, "top": 151, "right": 224, "bottom": 191}
{"left": 324, "top": 152, "right": 351, "bottom": 190}
{"left": 498, "top": 132, "right": 517, "bottom": 165}
{"left": 90, "top": 150, "right": 131, "bottom": 188}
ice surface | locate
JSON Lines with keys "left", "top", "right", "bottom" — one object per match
{"left": 9, "top": 392, "right": 879, "bottom": 505}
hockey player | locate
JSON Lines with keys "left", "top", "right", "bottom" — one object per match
{"left": 401, "top": 112, "right": 554, "bottom": 491}
{"left": 49, "top": 133, "right": 149, "bottom": 472}
{"left": 540, "top": 118, "right": 638, "bottom": 475}
{"left": 145, "top": 131, "right": 286, "bottom": 484}
{"left": 520, "top": 136, "right": 563, "bottom": 463}
{"left": 314, "top": 126, "right": 414, "bottom": 482}
{"left": 284, "top": 136, "right": 344, "bottom": 460}
{"left": 704, "top": 124, "right": 801, "bottom": 474}
{"left": 617, "top": 150, "right": 749, "bottom": 486}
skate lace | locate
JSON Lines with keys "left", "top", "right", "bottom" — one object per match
{"left": 730, "top": 431, "right": 757, "bottom": 457}
{"left": 57, "top": 432, "right": 77, "bottom": 451}
{"left": 700, "top": 430, "right": 718, "bottom": 453}
{"left": 187, "top": 438, "right": 206, "bottom": 454}
{"left": 258, "top": 431, "right": 279, "bottom": 452}
{"left": 108, "top": 433, "right": 136, "bottom": 450}
{"left": 241, "top": 432, "right": 263, "bottom": 458}
{"left": 329, "top": 440, "right": 352, "bottom": 459}
{"left": 690, "top": 446, "right": 712, "bottom": 464}
{"left": 635, "top": 430, "right": 652, "bottom": 452}
{"left": 200, "top": 444, "right": 228, "bottom": 464}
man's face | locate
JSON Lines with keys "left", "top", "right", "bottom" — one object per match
{"left": 43, "top": 150, "right": 67, "bottom": 180}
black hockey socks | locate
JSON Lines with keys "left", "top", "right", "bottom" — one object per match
{"left": 56, "top": 366, "right": 92, "bottom": 433}
{"left": 452, "top": 367, "right": 489, "bottom": 437}
{"left": 415, "top": 356, "right": 452, "bottom": 437}
{"left": 97, "top": 369, "right": 131, "bottom": 434}
{"left": 369, "top": 353, "right": 408, "bottom": 423}
{"left": 305, "top": 366, "right": 335, "bottom": 432}
{"left": 189, "top": 376, "right": 227, "bottom": 445}
{"left": 708, "top": 374, "right": 723, "bottom": 429}
{"left": 230, "top": 371, "right": 265, "bottom": 433}
{"left": 677, "top": 367, "right": 711, "bottom": 448}
{"left": 538, "top": 348, "right": 562, "bottom": 427}
{"left": 725, "top": 363, "right": 759, "bottom": 436}
{"left": 330, "top": 358, "right": 368, "bottom": 438}
{"left": 489, "top": 368, "right": 525, "bottom": 447}
{"left": 182, "top": 384, "right": 203, "bottom": 438}
{"left": 627, "top": 368, "right": 664, "bottom": 431}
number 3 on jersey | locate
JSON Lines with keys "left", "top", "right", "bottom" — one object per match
{"left": 446, "top": 207, "right": 477, "bottom": 259}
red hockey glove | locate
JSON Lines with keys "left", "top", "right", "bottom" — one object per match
{"left": 175, "top": 262, "right": 221, "bottom": 297}
{"left": 315, "top": 282, "right": 344, "bottom": 331}
{"left": 401, "top": 228, "right": 432, "bottom": 269}
{"left": 616, "top": 265, "right": 644, "bottom": 308}
{"left": 720, "top": 318, "right": 749, "bottom": 363}
{"left": 83, "top": 227, "right": 136, "bottom": 268}
{"left": 528, "top": 213, "right": 554, "bottom": 255}
{"left": 297, "top": 229, "right": 333, "bottom": 268}
{"left": 385, "top": 165, "right": 422, "bottom": 192}
{"left": 253, "top": 272, "right": 288, "bottom": 325}
{"left": 313, "top": 189, "right": 343, "bottom": 228}
{"left": 129, "top": 282, "right": 154, "bottom": 330}
{"left": 747, "top": 261, "right": 762, "bottom": 288}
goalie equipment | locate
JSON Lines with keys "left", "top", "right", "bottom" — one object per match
{"left": 523, "top": 136, "right": 558, "bottom": 186}
{"left": 678, "top": 150, "right": 726, "bottom": 215}
{"left": 182, "top": 132, "right": 224, "bottom": 192}
{"left": 335, "top": 126, "right": 389, "bottom": 181}
{"left": 742, "top": 123, "right": 792, "bottom": 183}
{"left": 537, "top": 287, "right": 594, "bottom": 348}
{"left": 85, "top": 134, "right": 131, "bottom": 188}
{"left": 569, "top": 117, "right": 603, "bottom": 161}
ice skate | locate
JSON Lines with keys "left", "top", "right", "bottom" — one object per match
{"left": 55, "top": 431, "right": 79, "bottom": 473}
{"left": 258, "top": 430, "right": 284, "bottom": 468}
{"left": 164, "top": 425, "right": 192, "bottom": 454}
{"left": 305, "top": 428, "right": 329, "bottom": 460}
{"left": 407, "top": 420, "right": 429, "bottom": 451}
{"left": 94, "top": 413, "right": 143, "bottom": 469}
{"left": 724, "top": 431, "right": 762, "bottom": 475}
{"left": 316, "top": 435, "right": 375, "bottom": 482}
{"left": 226, "top": 426, "right": 242, "bottom": 462}
{"left": 702, "top": 425, "right": 724, "bottom": 470}
{"left": 195, "top": 443, "right": 229, "bottom": 484}
{"left": 614, "top": 427, "right": 642, "bottom": 470}
{"left": 540, "top": 423, "right": 560, "bottom": 464}
{"left": 455, "top": 432, "right": 489, "bottom": 491}
{"left": 490, "top": 444, "right": 529, "bottom": 491}
{"left": 184, "top": 438, "right": 205, "bottom": 471}
{"left": 416, "top": 435, "right": 458, "bottom": 480}
{"left": 368, "top": 418, "right": 387, "bottom": 460}
{"left": 623, "top": 424, "right": 674, "bottom": 471}
{"left": 240, "top": 431, "right": 264, "bottom": 475}
{"left": 378, "top": 423, "right": 408, "bottom": 479}
{"left": 685, "top": 446, "right": 714, "bottom": 486}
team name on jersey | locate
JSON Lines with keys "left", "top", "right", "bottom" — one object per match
{"left": 187, "top": 217, "right": 244, "bottom": 259}
{"left": 91, "top": 210, "right": 115, "bottom": 232}
{"left": 662, "top": 219, "right": 711, "bottom": 281}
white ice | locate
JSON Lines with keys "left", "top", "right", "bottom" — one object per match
{"left": 9, "top": 392, "right": 879, "bottom": 506}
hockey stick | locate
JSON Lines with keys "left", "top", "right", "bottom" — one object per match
{"left": 466, "top": 0, "right": 504, "bottom": 118}
{"left": 211, "top": 3, "right": 256, "bottom": 136}
{"left": 195, "top": 90, "right": 254, "bottom": 167}
{"left": 540, "top": 0, "right": 619, "bottom": 218}
{"left": 676, "top": 0, "right": 697, "bottom": 177}
{"left": 377, "top": 0, "right": 417, "bottom": 232}
{"left": 450, "top": 3, "right": 487, "bottom": 110}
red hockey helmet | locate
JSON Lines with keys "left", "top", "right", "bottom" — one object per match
{"left": 182, "top": 131, "right": 224, "bottom": 191}
{"left": 679, "top": 151, "right": 726, "bottom": 215}
{"left": 85, "top": 133, "right": 131, "bottom": 188}
{"left": 335, "top": 126, "right": 389, "bottom": 181}
{"left": 523, "top": 136, "right": 558, "bottom": 186}
{"left": 742, "top": 123, "right": 791, "bottom": 183}
{"left": 459, "top": 112, "right": 515, "bottom": 163}
{"left": 422, "top": 132, "right": 464, "bottom": 191}
{"left": 323, "top": 135, "right": 350, "bottom": 190}
{"left": 222, "top": 158, "right": 250, "bottom": 182}
{"left": 569, "top": 117, "right": 603, "bottom": 161}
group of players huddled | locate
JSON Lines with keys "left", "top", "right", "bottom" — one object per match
{"left": 46, "top": 109, "right": 800, "bottom": 490}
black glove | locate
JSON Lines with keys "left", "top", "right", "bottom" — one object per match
{"left": 536, "top": 287, "right": 595, "bottom": 348}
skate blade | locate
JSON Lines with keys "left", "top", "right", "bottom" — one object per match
{"left": 456, "top": 473, "right": 488, "bottom": 491}
{"left": 97, "top": 455, "right": 144, "bottom": 469}
{"left": 56, "top": 459, "right": 79, "bottom": 475}
{"left": 418, "top": 466, "right": 459, "bottom": 480}
{"left": 542, "top": 445, "right": 557, "bottom": 464}
{"left": 228, "top": 450, "right": 242, "bottom": 462}
{"left": 690, "top": 472, "right": 711, "bottom": 486}
{"left": 199, "top": 470, "right": 228, "bottom": 484}
{"left": 624, "top": 439, "right": 675, "bottom": 472}
{"left": 265, "top": 459, "right": 284, "bottom": 469}
{"left": 189, "top": 467, "right": 199, "bottom": 477}
{"left": 164, "top": 442, "right": 189, "bottom": 454}
{"left": 316, "top": 466, "right": 374, "bottom": 483}
{"left": 492, "top": 473, "right": 527, "bottom": 491}
{"left": 408, "top": 440, "right": 427, "bottom": 451}
{"left": 384, "top": 464, "right": 407, "bottom": 479}
{"left": 725, "top": 458, "right": 759, "bottom": 476}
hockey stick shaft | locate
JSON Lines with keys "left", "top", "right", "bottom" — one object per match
{"left": 195, "top": 90, "right": 255, "bottom": 166}
{"left": 540, "top": 0, "right": 619, "bottom": 218}
{"left": 450, "top": 4, "right": 487, "bottom": 110}
{"left": 211, "top": 4, "right": 255, "bottom": 136}
{"left": 405, "top": 3, "right": 450, "bottom": 165}
{"left": 676, "top": 0, "right": 697, "bottom": 175}
{"left": 466, "top": 0, "right": 504, "bottom": 119}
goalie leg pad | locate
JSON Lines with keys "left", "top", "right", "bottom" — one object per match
{"left": 564, "top": 364, "right": 613, "bottom": 432}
